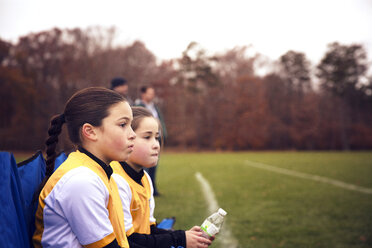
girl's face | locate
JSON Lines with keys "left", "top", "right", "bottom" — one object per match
{"left": 96, "top": 101, "right": 136, "bottom": 164}
{"left": 128, "top": 117, "right": 160, "bottom": 170}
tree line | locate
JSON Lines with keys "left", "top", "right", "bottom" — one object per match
{"left": 1, "top": 27, "right": 371, "bottom": 151}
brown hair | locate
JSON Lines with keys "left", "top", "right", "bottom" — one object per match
{"left": 44, "top": 87, "right": 127, "bottom": 182}
{"left": 131, "top": 106, "right": 163, "bottom": 143}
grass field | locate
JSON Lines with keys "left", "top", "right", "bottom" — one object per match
{"left": 13, "top": 151, "right": 372, "bottom": 247}
{"left": 153, "top": 151, "right": 372, "bottom": 248}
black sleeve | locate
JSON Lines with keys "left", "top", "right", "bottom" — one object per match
{"left": 150, "top": 224, "right": 172, "bottom": 234}
{"left": 102, "top": 238, "right": 147, "bottom": 248}
{"left": 127, "top": 229, "right": 186, "bottom": 248}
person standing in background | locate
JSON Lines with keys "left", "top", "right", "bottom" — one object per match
{"left": 111, "top": 77, "right": 133, "bottom": 105}
{"left": 135, "top": 85, "right": 167, "bottom": 196}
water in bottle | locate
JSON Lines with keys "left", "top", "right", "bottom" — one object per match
{"left": 200, "top": 208, "right": 227, "bottom": 239}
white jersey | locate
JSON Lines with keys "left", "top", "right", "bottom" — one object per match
{"left": 33, "top": 151, "right": 128, "bottom": 248}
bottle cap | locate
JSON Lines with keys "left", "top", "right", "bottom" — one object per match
{"left": 218, "top": 208, "right": 227, "bottom": 216}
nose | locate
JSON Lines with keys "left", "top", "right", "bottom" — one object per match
{"left": 129, "top": 126, "right": 136, "bottom": 140}
{"left": 153, "top": 139, "right": 160, "bottom": 150}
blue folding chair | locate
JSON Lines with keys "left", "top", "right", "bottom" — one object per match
{"left": 0, "top": 151, "right": 32, "bottom": 248}
{"left": 54, "top": 151, "right": 68, "bottom": 171}
{"left": 17, "top": 151, "right": 46, "bottom": 246}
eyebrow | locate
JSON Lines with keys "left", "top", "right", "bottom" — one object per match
{"left": 118, "top": 117, "right": 131, "bottom": 121}
{"left": 141, "top": 131, "right": 159, "bottom": 135}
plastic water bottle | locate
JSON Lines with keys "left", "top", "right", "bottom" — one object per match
{"left": 200, "top": 208, "right": 227, "bottom": 238}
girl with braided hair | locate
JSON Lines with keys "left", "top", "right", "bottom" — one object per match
{"left": 33, "top": 87, "right": 136, "bottom": 248}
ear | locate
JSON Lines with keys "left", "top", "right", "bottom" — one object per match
{"left": 81, "top": 123, "right": 98, "bottom": 141}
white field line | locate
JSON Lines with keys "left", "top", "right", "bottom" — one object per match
{"left": 244, "top": 160, "right": 372, "bottom": 195}
{"left": 195, "top": 172, "right": 239, "bottom": 248}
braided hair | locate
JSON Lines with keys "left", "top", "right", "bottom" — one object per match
{"left": 45, "top": 113, "right": 65, "bottom": 178}
{"left": 39, "top": 87, "right": 127, "bottom": 193}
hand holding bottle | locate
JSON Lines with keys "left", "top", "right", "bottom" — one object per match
{"left": 185, "top": 226, "right": 212, "bottom": 248}
{"left": 191, "top": 226, "right": 215, "bottom": 241}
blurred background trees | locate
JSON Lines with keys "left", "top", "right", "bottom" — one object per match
{"left": 1, "top": 27, "right": 371, "bottom": 151}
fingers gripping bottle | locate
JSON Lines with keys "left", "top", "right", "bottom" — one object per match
{"left": 200, "top": 208, "right": 227, "bottom": 238}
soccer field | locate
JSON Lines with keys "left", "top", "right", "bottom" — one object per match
{"left": 154, "top": 151, "right": 372, "bottom": 248}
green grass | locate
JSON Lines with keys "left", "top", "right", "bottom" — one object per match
{"left": 12, "top": 150, "right": 372, "bottom": 247}
{"left": 154, "top": 151, "right": 372, "bottom": 248}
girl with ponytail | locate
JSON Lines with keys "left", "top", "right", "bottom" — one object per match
{"left": 33, "top": 87, "right": 136, "bottom": 248}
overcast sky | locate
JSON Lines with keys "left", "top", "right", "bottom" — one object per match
{"left": 1, "top": 0, "right": 372, "bottom": 64}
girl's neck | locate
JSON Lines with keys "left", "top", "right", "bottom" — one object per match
{"left": 80, "top": 145, "right": 110, "bottom": 166}
{"left": 126, "top": 161, "right": 144, "bottom": 173}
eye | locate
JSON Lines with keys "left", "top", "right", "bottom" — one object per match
{"left": 120, "top": 123, "right": 127, "bottom": 128}
{"left": 144, "top": 136, "right": 151, "bottom": 140}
